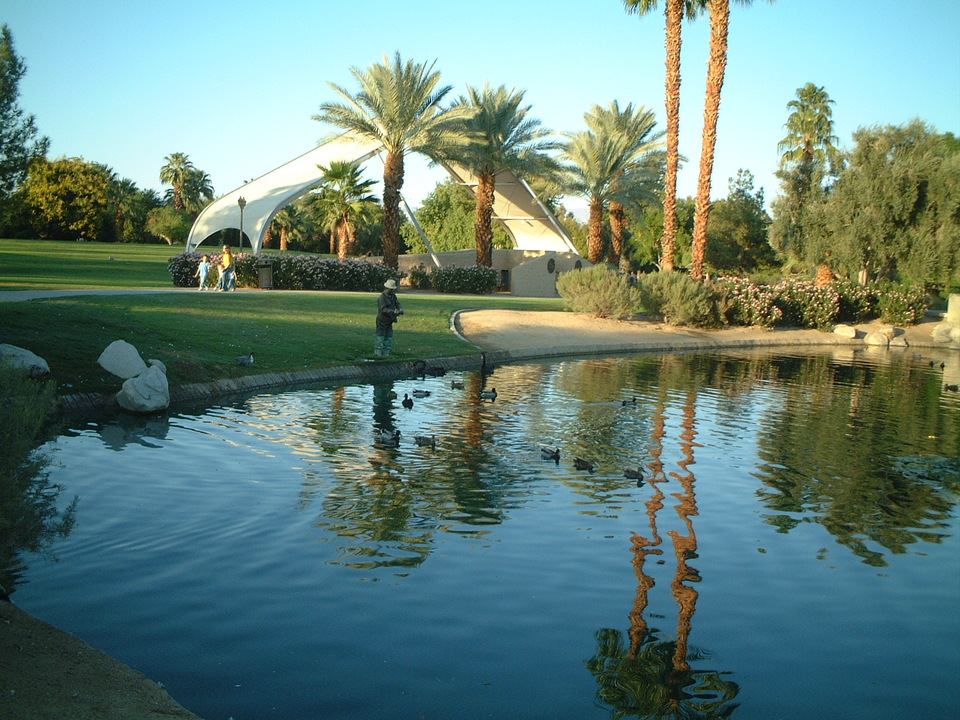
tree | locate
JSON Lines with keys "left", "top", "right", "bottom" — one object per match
{"left": 447, "top": 83, "right": 560, "bottom": 267}
{"left": 311, "top": 160, "right": 378, "bottom": 258}
{"left": 705, "top": 169, "right": 776, "bottom": 272}
{"left": 623, "top": 1, "right": 702, "bottom": 272}
{"left": 180, "top": 168, "right": 214, "bottom": 218}
{"left": 147, "top": 205, "right": 192, "bottom": 245}
{"left": 822, "top": 121, "right": 960, "bottom": 288}
{"left": 108, "top": 176, "right": 140, "bottom": 243}
{"left": 0, "top": 24, "right": 49, "bottom": 226}
{"left": 769, "top": 82, "right": 842, "bottom": 269}
{"left": 562, "top": 101, "right": 665, "bottom": 264}
{"left": 402, "top": 178, "right": 513, "bottom": 254}
{"left": 690, "top": 0, "right": 773, "bottom": 281}
{"left": 313, "top": 52, "right": 475, "bottom": 269}
{"left": 270, "top": 203, "right": 315, "bottom": 252}
{"left": 22, "top": 157, "right": 112, "bottom": 241}
{"left": 159, "top": 152, "right": 195, "bottom": 211}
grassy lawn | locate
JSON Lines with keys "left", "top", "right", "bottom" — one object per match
{"left": 0, "top": 240, "right": 564, "bottom": 394}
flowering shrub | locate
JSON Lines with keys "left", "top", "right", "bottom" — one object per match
{"left": 556, "top": 264, "right": 643, "bottom": 319}
{"left": 874, "top": 282, "right": 929, "bottom": 325}
{"left": 771, "top": 280, "right": 840, "bottom": 330}
{"left": 429, "top": 265, "right": 498, "bottom": 294}
{"left": 167, "top": 251, "right": 394, "bottom": 291}
{"left": 832, "top": 279, "right": 878, "bottom": 323}
{"left": 716, "top": 276, "right": 782, "bottom": 328}
{"left": 407, "top": 264, "right": 433, "bottom": 290}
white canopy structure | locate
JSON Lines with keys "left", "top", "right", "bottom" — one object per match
{"left": 186, "top": 137, "right": 577, "bottom": 257}
{"left": 186, "top": 135, "right": 380, "bottom": 255}
{"left": 441, "top": 163, "right": 577, "bottom": 253}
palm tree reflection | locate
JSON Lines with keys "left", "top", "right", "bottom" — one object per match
{"left": 589, "top": 391, "right": 739, "bottom": 718}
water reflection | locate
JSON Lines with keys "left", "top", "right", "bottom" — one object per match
{"left": 589, "top": 390, "right": 740, "bottom": 718}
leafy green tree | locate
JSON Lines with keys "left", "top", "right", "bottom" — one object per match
{"left": 270, "top": 203, "right": 316, "bottom": 252}
{"left": 769, "top": 82, "right": 842, "bottom": 269}
{"left": 690, "top": 0, "right": 773, "bottom": 281}
{"left": 562, "top": 101, "right": 665, "bottom": 264}
{"left": 180, "top": 167, "right": 214, "bottom": 217}
{"left": 147, "top": 205, "right": 192, "bottom": 245}
{"left": 314, "top": 52, "right": 475, "bottom": 269}
{"left": 632, "top": 197, "right": 696, "bottom": 270}
{"left": 107, "top": 175, "right": 139, "bottom": 243}
{"left": 402, "top": 178, "right": 512, "bottom": 254}
{"left": 446, "top": 83, "right": 560, "bottom": 266}
{"left": 705, "top": 169, "right": 776, "bottom": 273}
{"left": 822, "top": 121, "right": 960, "bottom": 288}
{"left": 623, "top": 1, "right": 703, "bottom": 272}
{"left": 0, "top": 24, "right": 49, "bottom": 229}
{"left": 22, "top": 156, "right": 112, "bottom": 240}
{"left": 311, "top": 160, "right": 378, "bottom": 258}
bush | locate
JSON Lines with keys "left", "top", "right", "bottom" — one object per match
{"left": 832, "top": 279, "right": 878, "bottom": 324}
{"left": 716, "top": 276, "right": 782, "bottom": 328}
{"left": 637, "top": 271, "right": 720, "bottom": 327}
{"left": 771, "top": 280, "right": 840, "bottom": 331}
{"left": 429, "top": 265, "right": 498, "bottom": 294}
{"left": 407, "top": 264, "right": 433, "bottom": 290}
{"left": 875, "top": 282, "right": 929, "bottom": 325}
{"left": 167, "top": 252, "right": 394, "bottom": 291}
{"left": 556, "top": 264, "right": 643, "bottom": 319}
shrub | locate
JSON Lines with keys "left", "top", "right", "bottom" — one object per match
{"left": 715, "top": 276, "right": 782, "bottom": 328}
{"left": 556, "top": 264, "right": 643, "bottom": 319}
{"left": 407, "top": 264, "right": 433, "bottom": 290}
{"left": 832, "top": 279, "right": 878, "bottom": 324}
{"left": 167, "top": 252, "right": 394, "bottom": 292}
{"left": 771, "top": 280, "right": 840, "bottom": 331}
{"left": 637, "top": 271, "right": 720, "bottom": 327}
{"left": 429, "top": 265, "right": 498, "bottom": 294}
{"left": 874, "top": 282, "right": 929, "bottom": 325}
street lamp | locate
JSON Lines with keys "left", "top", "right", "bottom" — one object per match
{"left": 237, "top": 196, "right": 247, "bottom": 249}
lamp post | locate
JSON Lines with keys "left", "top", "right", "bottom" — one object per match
{"left": 238, "top": 196, "right": 247, "bottom": 249}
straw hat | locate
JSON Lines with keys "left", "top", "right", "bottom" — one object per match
{"left": 384, "top": 279, "right": 397, "bottom": 289}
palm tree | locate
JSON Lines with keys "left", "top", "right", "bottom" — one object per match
{"left": 562, "top": 102, "right": 665, "bottom": 264}
{"left": 109, "top": 177, "right": 139, "bottom": 242}
{"left": 689, "top": 0, "right": 772, "bottom": 281}
{"left": 312, "top": 160, "right": 378, "bottom": 258}
{"left": 447, "top": 84, "right": 560, "bottom": 267}
{"left": 159, "top": 152, "right": 195, "bottom": 211}
{"left": 181, "top": 168, "right": 214, "bottom": 218}
{"left": 313, "top": 52, "right": 474, "bottom": 269}
{"left": 623, "top": 1, "right": 703, "bottom": 272}
{"left": 270, "top": 204, "right": 312, "bottom": 252}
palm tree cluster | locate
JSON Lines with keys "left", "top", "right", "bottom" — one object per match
{"left": 159, "top": 152, "right": 214, "bottom": 216}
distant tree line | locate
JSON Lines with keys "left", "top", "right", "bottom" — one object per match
{"left": 2, "top": 19, "right": 957, "bottom": 293}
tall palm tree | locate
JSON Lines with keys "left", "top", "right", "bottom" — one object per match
{"left": 159, "top": 152, "right": 195, "bottom": 211}
{"left": 447, "top": 84, "right": 560, "bottom": 267}
{"left": 562, "top": 102, "right": 665, "bottom": 264}
{"left": 623, "top": 1, "right": 703, "bottom": 272}
{"left": 181, "top": 168, "right": 214, "bottom": 218}
{"left": 109, "top": 176, "right": 139, "bottom": 242}
{"left": 313, "top": 52, "right": 474, "bottom": 269}
{"left": 689, "top": 0, "right": 772, "bottom": 281}
{"left": 312, "top": 160, "right": 378, "bottom": 259}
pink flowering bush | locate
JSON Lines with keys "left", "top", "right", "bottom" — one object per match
{"left": 429, "top": 265, "right": 498, "bottom": 294}
{"left": 716, "top": 276, "right": 782, "bottom": 328}
{"left": 168, "top": 252, "right": 394, "bottom": 291}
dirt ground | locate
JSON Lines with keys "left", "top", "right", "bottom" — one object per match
{"left": 0, "top": 309, "right": 949, "bottom": 720}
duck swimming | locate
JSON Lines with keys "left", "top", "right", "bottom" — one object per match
{"left": 540, "top": 447, "right": 560, "bottom": 462}
{"left": 402, "top": 393, "right": 414, "bottom": 409}
{"left": 573, "top": 457, "right": 597, "bottom": 472}
{"left": 412, "top": 389, "right": 431, "bottom": 398}
{"left": 414, "top": 435, "right": 437, "bottom": 447}
{"left": 479, "top": 388, "right": 498, "bottom": 400}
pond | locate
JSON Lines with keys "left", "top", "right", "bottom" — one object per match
{"left": 9, "top": 347, "right": 960, "bottom": 720}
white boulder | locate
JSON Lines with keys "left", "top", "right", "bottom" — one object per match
{"left": 864, "top": 331, "right": 890, "bottom": 347}
{"left": 833, "top": 324, "right": 858, "bottom": 339}
{"left": 116, "top": 361, "right": 169, "bottom": 413}
{"left": 98, "top": 340, "right": 148, "bottom": 379}
{"left": 0, "top": 343, "right": 50, "bottom": 377}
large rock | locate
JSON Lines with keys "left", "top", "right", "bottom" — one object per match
{"left": 0, "top": 343, "right": 50, "bottom": 377}
{"left": 833, "top": 324, "right": 858, "bottom": 339}
{"left": 98, "top": 340, "right": 148, "bottom": 379}
{"left": 864, "top": 331, "right": 890, "bottom": 347}
{"left": 116, "top": 361, "right": 169, "bottom": 413}
{"left": 931, "top": 321, "right": 959, "bottom": 345}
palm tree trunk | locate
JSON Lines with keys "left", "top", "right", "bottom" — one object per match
{"left": 660, "top": 0, "right": 683, "bottom": 273}
{"left": 690, "top": 0, "right": 731, "bottom": 282}
{"left": 609, "top": 200, "right": 626, "bottom": 269}
{"left": 382, "top": 151, "right": 404, "bottom": 270}
{"left": 280, "top": 226, "right": 289, "bottom": 252}
{"left": 337, "top": 219, "right": 350, "bottom": 259}
{"left": 263, "top": 225, "right": 273, "bottom": 249}
{"left": 345, "top": 224, "right": 358, "bottom": 257}
{"left": 475, "top": 171, "right": 496, "bottom": 268}
{"left": 588, "top": 196, "right": 605, "bottom": 265}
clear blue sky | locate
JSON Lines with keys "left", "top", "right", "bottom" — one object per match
{"left": 5, "top": 0, "right": 959, "bottom": 215}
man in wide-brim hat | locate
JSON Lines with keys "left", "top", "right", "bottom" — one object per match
{"left": 375, "top": 278, "right": 404, "bottom": 356}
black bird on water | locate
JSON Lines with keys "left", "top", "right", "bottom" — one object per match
{"left": 402, "top": 393, "right": 414, "bottom": 409}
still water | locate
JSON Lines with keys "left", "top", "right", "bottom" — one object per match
{"left": 12, "top": 348, "right": 960, "bottom": 719}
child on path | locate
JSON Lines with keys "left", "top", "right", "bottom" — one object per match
{"left": 216, "top": 245, "right": 235, "bottom": 291}
{"left": 194, "top": 255, "right": 211, "bottom": 290}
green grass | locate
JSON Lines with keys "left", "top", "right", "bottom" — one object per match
{"left": 0, "top": 240, "right": 564, "bottom": 394}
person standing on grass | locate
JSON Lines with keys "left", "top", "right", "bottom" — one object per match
{"left": 217, "top": 245, "right": 235, "bottom": 291}
{"left": 374, "top": 279, "right": 403, "bottom": 356}
{"left": 194, "top": 255, "right": 211, "bottom": 290}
